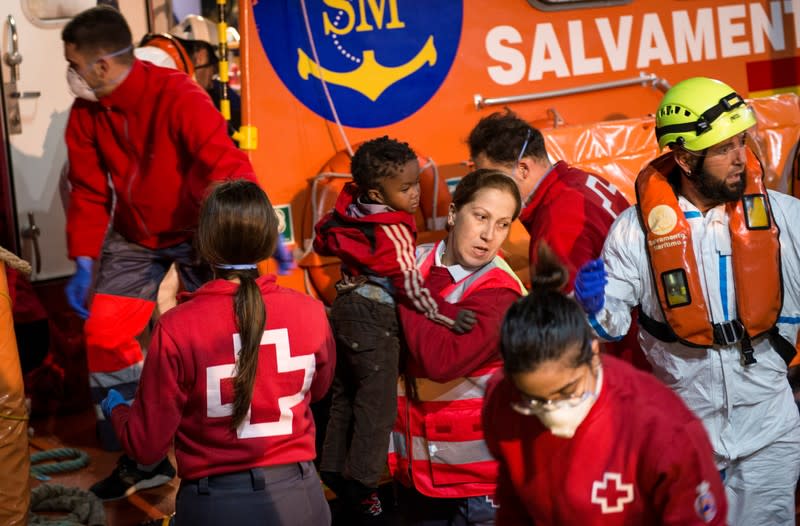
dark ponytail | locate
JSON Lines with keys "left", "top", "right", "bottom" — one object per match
{"left": 197, "top": 180, "right": 279, "bottom": 430}
{"left": 229, "top": 269, "right": 266, "bottom": 429}
{"left": 500, "top": 242, "right": 594, "bottom": 374}
{"left": 529, "top": 241, "right": 568, "bottom": 292}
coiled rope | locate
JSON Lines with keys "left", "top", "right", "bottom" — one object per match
{"left": 30, "top": 448, "right": 90, "bottom": 481}
{"left": 28, "top": 484, "right": 105, "bottom": 526}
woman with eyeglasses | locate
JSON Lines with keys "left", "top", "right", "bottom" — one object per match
{"left": 482, "top": 243, "right": 727, "bottom": 526}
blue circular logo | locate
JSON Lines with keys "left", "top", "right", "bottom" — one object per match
{"left": 254, "top": 1, "right": 463, "bottom": 128}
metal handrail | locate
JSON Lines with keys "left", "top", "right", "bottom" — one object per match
{"left": 4, "top": 15, "right": 22, "bottom": 82}
{"left": 474, "top": 72, "right": 671, "bottom": 109}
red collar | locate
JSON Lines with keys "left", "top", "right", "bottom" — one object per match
{"left": 97, "top": 59, "right": 147, "bottom": 111}
{"left": 519, "top": 161, "right": 565, "bottom": 225}
{"left": 177, "top": 274, "right": 279, "bottom": 303}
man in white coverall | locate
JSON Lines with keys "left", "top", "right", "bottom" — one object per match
{"left": 573, "top": 76, "right": 800, "bottom": 526}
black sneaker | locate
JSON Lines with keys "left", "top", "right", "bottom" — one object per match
{"left": 90, "top": 455, "right": 176, "bottom": 501}
{"left": 357, "top": 491, "right": 386, "bottom": 525}
{"left": 359, "top": 491, "right": 383, "bottom": 516}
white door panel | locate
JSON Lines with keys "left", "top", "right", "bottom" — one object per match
{"left": 4, "top": 1, "right": 149, "bottom": 281}
{"left": 3, "top": 3, "right": 82, "bottom": 281}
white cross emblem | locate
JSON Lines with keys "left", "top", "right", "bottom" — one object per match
{"left": 206, "top": 328, "right": 315, "bottom": 439}
{"left": 591, "top": 472, "right": 634, "bottom": 514}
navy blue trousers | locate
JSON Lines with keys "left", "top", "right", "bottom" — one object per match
{"left": 175, "top": 462, "right": 331, "bottom": 526}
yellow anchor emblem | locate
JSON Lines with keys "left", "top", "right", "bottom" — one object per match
{"left": 297, "top": 35, "right": 437, "bottom": 102}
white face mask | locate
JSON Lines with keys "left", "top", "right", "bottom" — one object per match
{"left": 534, "top": 365, "right": 603, "bottom": 438}
{"left": 66, "top": 45, "right": 133, "bottom": 101}
{"left": 67, "top": 67, "right": 98, "bottom": 101}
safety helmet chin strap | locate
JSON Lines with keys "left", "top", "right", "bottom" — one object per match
{"left": 656, "top": 92, "right": 746, "bottom": 143}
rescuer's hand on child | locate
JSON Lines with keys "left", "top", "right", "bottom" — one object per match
{"left": 452, "top": 309, "right": 477, "bottom": 334}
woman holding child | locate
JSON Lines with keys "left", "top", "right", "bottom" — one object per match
{"left": 389, "top": 169, "right": 526, "bottom": 525}
{"left": 315, "top": 137, "right": 476, "bottom": 524}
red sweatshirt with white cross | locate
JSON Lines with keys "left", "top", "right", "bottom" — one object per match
{"left": 483, "top": 355, "right": 727, "bottom": 526}
{"left": 523, "top": 161, "right": 646, "bottom": 369}
{"left": 522, "top": 161, "right": 629, "bottom": 291}
{"left": 110, "top": 275, "right": 335, "bottom": 480}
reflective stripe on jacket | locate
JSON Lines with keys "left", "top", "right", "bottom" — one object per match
{"left": 388, "top": 242, "right": 524, "bottom": 498}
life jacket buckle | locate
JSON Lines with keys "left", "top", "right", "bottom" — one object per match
{"left": 712, "top": 320, "right": 745, "bottom": 346}
{"left": 740, "top": 348, "right": 757, "bottom": 366}
{"left": 739, "top": 334, "right": 758, "bottom": 366}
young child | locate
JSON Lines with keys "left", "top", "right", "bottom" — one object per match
{"left": 314, "top": 136, "right": 475, "bottom": 523}
{"left": 101, "top": 180, "right": 334, "bottom": 525}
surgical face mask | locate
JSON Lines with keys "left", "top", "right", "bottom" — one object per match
{"left": 532, "top": 365, "right": 603, "bottom": 439}
{"left": 66, "top": 45, "right": 133, "bottom": 101}
{"left": 67, "top": 67, "right": 98, "bottom": 101}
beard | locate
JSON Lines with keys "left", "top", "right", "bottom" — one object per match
{"left": 693, "top": 169, "right": 746, "bottom": 204}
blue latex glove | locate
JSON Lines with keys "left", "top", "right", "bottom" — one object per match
{"left": 574, "top": 258, "right": 607, "bottom": 315}
{"left": 272, "top": 238, "right": 296, "bottom": 276}
{"left": 100, "top": 388, "right": 130, "bottom": 419}
{"left": 65, "top": 256, "right": 93, "bottom": 319}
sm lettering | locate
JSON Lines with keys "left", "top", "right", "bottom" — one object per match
{"left": 323, "top": 0, "right": 406, "bottom": 35}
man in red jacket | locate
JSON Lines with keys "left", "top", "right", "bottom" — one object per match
{"left": 61, "top": 6, "right": 255, "bottom": 499}
{"left": 469, "top": 110, "right": 629, "bottom": 290}
{"left": 468, "top": 111, "right": 646, "bottom": 369}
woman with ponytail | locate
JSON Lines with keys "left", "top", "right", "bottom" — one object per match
{"left": 482, "top": 243, "right": 727, "bottom": 526}
{"left": 100, "top": 180, "right": 335, "bottom": 525}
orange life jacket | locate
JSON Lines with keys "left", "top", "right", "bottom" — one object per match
{"left": 635, "top": 149, "right": 784, "bottom": 362}
{"left": 388, "top": 241, "right": 524, "bottom": 498}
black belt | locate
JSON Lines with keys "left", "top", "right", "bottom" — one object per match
{"left": 188, "top": 468, "right": 266, "bottom": 494}
{"left": 637, "top": 307, "right": 795, "bottom": 366}
{"left": 183, "top": 462, "right": 312, "bottom": 494}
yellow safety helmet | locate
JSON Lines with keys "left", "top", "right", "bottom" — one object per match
{"left": 655, "top": 77, "right": 756, "bottom": 151}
